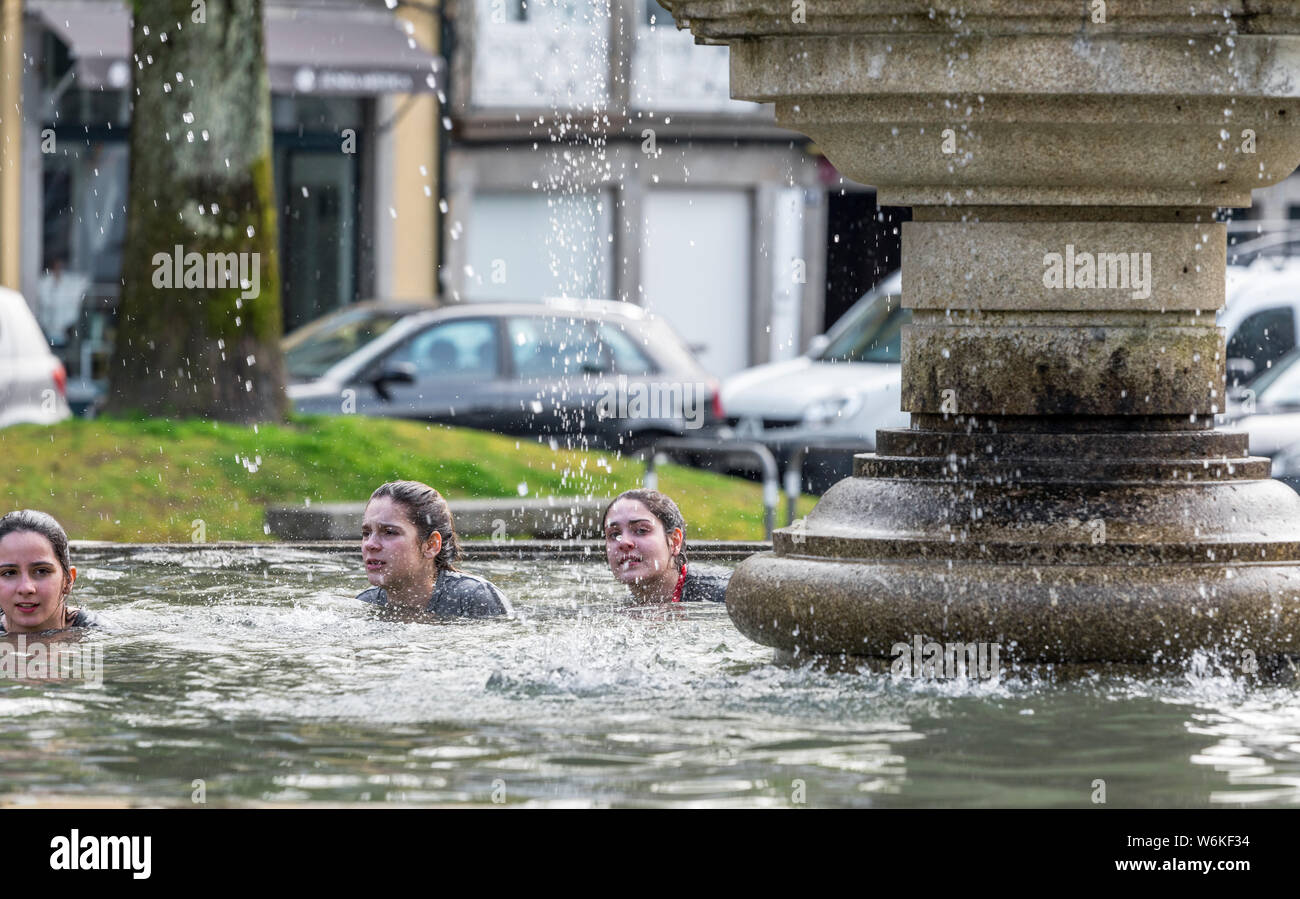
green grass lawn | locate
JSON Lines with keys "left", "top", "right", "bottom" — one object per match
{"left": 0, "top": 415, "right": 817, "bottom": 542}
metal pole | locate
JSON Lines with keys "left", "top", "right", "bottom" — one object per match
{"left": 762, "top": 468, "right": 777, "bottom": 538}
{"left": 643, "top": 452, "right": 660, "bottom": 491}
{"left": 646, "top": 438, "right": 780, "bottom": 539}
{"left": 786, "top": 445, "right": 807, "bottom": 525}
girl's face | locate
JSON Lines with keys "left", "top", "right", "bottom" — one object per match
{"left": 361, "top": 496, "right": 439, "bottom": 589}
{"left": 0, "top": 530, "right": 76, "bottom": 634}
{"left": 604, "top": 498, "right": 682, "bottom": 587}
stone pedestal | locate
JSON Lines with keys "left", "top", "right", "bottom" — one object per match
{"left": 668, "top": 1, "right": 1300, "bottom": 663}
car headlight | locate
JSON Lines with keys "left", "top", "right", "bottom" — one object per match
{"left": 801, "top": 392, "right": 864, "bottom": 428}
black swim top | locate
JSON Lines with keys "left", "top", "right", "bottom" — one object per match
{"left": 680, "top": 568, "right": 730, "bottom": 603}
{"left": 0, "top": 607, "right": 103, "bottom": 635}
{"left": 357, "top": 569, "right": 512, "bottom": 618}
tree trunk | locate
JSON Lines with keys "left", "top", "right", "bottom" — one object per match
{"left": 109, "top": 0, "right": 286, "bottom": 422}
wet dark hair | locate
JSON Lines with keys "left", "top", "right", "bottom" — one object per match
{"left": 368, "top": 481, "right": 461, "bottom": 572}
{"left": 0, "top": 509, "right": 74, "bottom": 595}
{"left": 601, "top": 489, "right": 688, "bottom": 569}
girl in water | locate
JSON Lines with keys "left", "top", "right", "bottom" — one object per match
{"left": 0, "top": 510, "right": 101, "bottom": 634}
{"left": 603, "top": 489, "right": 729, "bottom": 603}
{"left": 358, "top": 481, "right": 511, "bottom": 618}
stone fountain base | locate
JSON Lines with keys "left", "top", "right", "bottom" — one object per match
{"left": 664, "top": 0, "right": 1300, "bottom": 670}
{"left": 727, "top": 423, "right": 1300, "bottom": 665}
{"left": 769, "top": 651, "right": 1300, "bottom": 685}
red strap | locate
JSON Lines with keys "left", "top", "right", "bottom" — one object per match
{"left": 670, "top": 563, "right": 687, "bottom": 603}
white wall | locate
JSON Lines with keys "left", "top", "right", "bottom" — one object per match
{"left": 768, "top": 187, "right": 807, "bottom": 363}
{"left": 641, "top": 189, "right": 751, "bottom": 377}
{"left": 466, "top": 190, "right": 613, "bottom": 300}
{"left": 470, "top": 0, "right": 608, "bottom": 110}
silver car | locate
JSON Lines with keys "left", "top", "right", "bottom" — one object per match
{"left": 284, "top": 297, "right": 720, "bottom": 452}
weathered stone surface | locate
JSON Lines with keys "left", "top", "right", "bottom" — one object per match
{"left": 904, "top": 221, "right": 1223, "bottom": 312}
{"left": 873, "top": 427, "right": 1250, "bottom": 459}
{"left": 728, "top": 553, "right": 1300, "bottom": 663}
{"left": 728, "top": 37, "right": 1300, "bottom": 207}
{"left": 902, "top": 312, "right": 1224, "bottom": 416}
{"left": 787, "top": 456, "right": 1300, "bottom": 551}
{"left": 670, "top": 2, "right": 1300, "bottom": 42}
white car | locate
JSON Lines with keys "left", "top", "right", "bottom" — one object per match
{"left": 1225, "top": 347, "right": 1300, "bottom": 491}
{"left": 1225, "top": 346, "right": 1300, "bottom": 454}
{"left": 0, "top": 287, "right": 71, "bottom": 427}
{"left": 722, "top": 269, "right": 906, "bottom": 443}
{"left": 1218, "top": 256, "right": 1300, "bottom": 478}
{"left": 1221, "top": 256, "right": 1300, "bottom": 386}
{"left": 718, "top": 271, "right": 908, "bottom": 490}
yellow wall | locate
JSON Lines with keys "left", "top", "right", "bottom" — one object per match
{"left": 390, "top": 5, "right": 441, "bottom": 300}
{"left": 0, "top": 0, "right": 22, "bottom": 290}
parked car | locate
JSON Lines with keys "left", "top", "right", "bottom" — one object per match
{"left": 285, "top": 297, "right": 721, "bottom": 452}
{"left": 1225, "top": 344, "right": 1300, "bottom": 451}
{"left": 0, "top": 287, "right": 71, "bottom": 427}
{"left": 282, "top": 299, "right": 438, "bottom": 382}
{"left": 1221, "top": 256, "right": 1300, "bottom": 386}
{"left": 1223, "top": 346, "right": 1300, "bottom": 491}
{"left": 1226, "top": 228, "right": 1300, "bottom": 267}
{"left": 716, "top": 271, "right": 908, "bottom": 491}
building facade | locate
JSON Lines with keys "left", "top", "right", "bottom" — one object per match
{"left": 440, "top": 0, "right": 827, "bottom": 378}
{"left": 6, "top": 0, "right": 442, "bottom": 399}
{"left": 3, "top": 0, "right": 1015, "bottom": 398}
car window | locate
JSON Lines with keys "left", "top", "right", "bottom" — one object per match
{"left": 284, "top": 309, "right": 406, "bottom": 380}
{"left": 385, "top": 319, "right": 499, "bottom": 378}
{"left": 1226, "top": 306, "right": 1296, "bottom": 372}
{"left": 820, "top": 293, "right": 911, "bottom": 364}
{"left": 594, "top": 322, "right": 655, "bottom": 375}
{"left": 508, "top": 316, "right": 605, "bottom": 379}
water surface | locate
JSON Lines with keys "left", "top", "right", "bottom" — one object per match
{"left": 2, "top": 547, "right": 1297, "bottom": 808}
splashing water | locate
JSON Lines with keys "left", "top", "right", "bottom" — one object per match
{"left": 1, "top": 548, "right": 1297, "bottom": 807}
